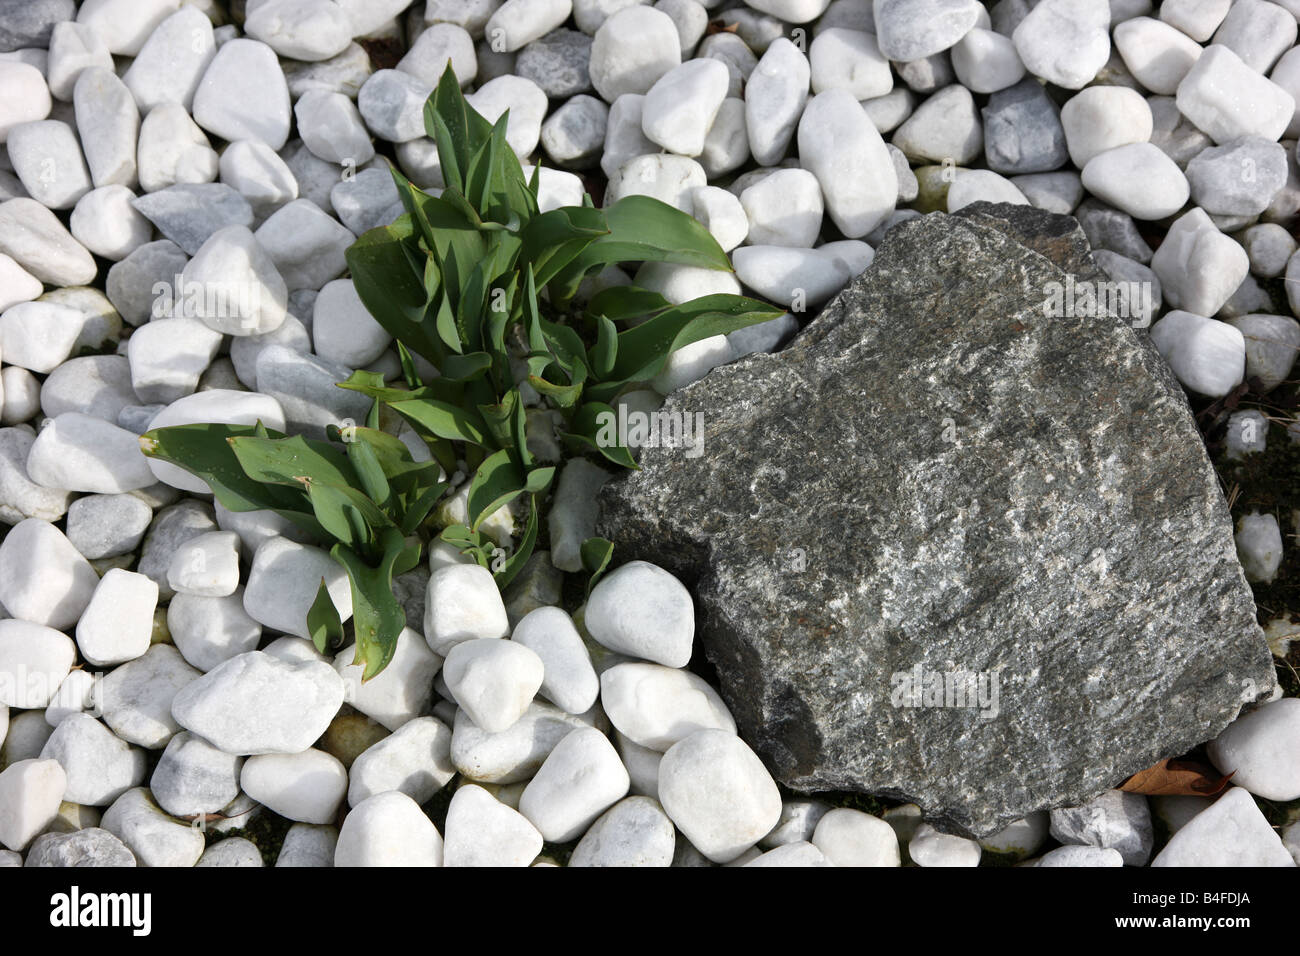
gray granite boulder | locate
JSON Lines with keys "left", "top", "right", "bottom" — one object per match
{"left": 598, "top": 203, "right": 1275, "bottom": 838}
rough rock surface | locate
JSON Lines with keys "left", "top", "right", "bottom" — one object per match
{"left": 598, "top": 203, "right": 1275, "bottom": 837}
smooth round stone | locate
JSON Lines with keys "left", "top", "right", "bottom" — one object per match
{"left": 1152, "top": 787, "right": 1294, "bottom": 866}
{"left": 658, "top": 729, "right": 781, "bottom": 864}
{"left": 254, "top": 198, "right": 356, "bottom": 292}
{"left": 336, "top": 790, "right": 443, "bottom": 866}
{"left": 465, "top": 75, "right": 547, "bottom": 159}
{"left": 1187, "top": 138, "right": 1288, "bottom": 219}
{"left": 170, "top": 650, "right": 345, "bottom": 756}
{"left": 396, "top": 22, "right": 477, "bottom": 87}
{"left": 1151, "top": 208, "right": 1251, "bottom": 319}
{"left": 894, "top": 85, "right": 983, "bottom": 167}
{"left": 951, "top": 26, "right": 1025, "bottom": 94}
{"left": 28, "top": 412, "right": 155, "bottom": 494}
{"left": 69, "top": 186, "right": 150, "bottom": 261}
{"left": 517, "top": 27, "right": 592, "bottom": 99}
{"left": 0, "top": 427, "right": 73, "bottom": 522}
{"left": 442, "top": 783, "right": 543, "bottom": 866}
{"left": 809, "top": 27, "right": 891, "bottom": 100}
{"left": 733, "top": 244, "right": 852, "bottom": 309}
{"left": 0, "top": 301, "right": 83, "bottom": 374}
{"left": 168, "top": 589, "right": 261, "bottom": 673}
{"left": 244, "top": 0, "right": 352, "bottom": 62}
{"left": 107, "top": 238, "right": 190, "bottom": 329}
{"left": 640, "top": 58, "right": 728, "bottom": 157}
{"left": 540, "top": 93, "right": 607, "bottom": 168}
{"left": 135, "top": 499, "right": 218, "bottom": 598}
{"left": 1226, "top": 314, "right": 1300, "bottom": 392}
{"left": 569, "top": 795, "right": 675, "bottom": 866}
{"left": 1236, "top": 511, "right": 1284, "bottom": 584}
{"left": 980, "top": 811, "right": 1049, "bottom": 860}
{"left": 0, "top": 254, "right": 43, "bottom": 313}
{"left": 294, "top": 90, "right": 374, "bottom": 166}
{"left": 873, "top": 0, "right": 980, "bottom": 61}
{"left": 590, "top": 6, "right": 681, "bottom": 101}
{"left": 1061, "top": 87, "right": 1152, "bottom": 169}
{"left": 605, "top": 153, "right": 705, "bottom": 212}
{"left": 121, "top": 7, "right": 215, "bottom": 112}
{"left": 691, "top": 185, "right": 748, "bottom": 252}
{"left": 44, "top": 669, "right": 101, "bottom": 727}
{"left": 167, "top": 529, "right": 240, "bottom": 598}
{"left": 585, "top": 561, "right": 694, "bottom": 667}
{"left": 98, "top": 644, "right": 200, "bottom": 750}
{"left": 798, "top": 89, "right": 896, "bottom": 238}
{"left": 25, "top": 827, "right": 136, "bottom": 867}
{"left": 980, "top": 78, "right": 1068, "bottom": 176}
{"left": 451, "top": 699, "right": 598, "bottom": 784}
{"left": 1049, "top": 789, "right": 1154, "bottom": 866}
{"left": 0, "top": 759, "right": 67, "bottom": 851}
{"left": 745, "top": 840, "right": 833, "bottom": 866}
{"left": 760, "top": 798, "right": 832, "bottom": 849}
{"left": 179, "top": 224, "right": 288, "bottom": 336}
{"left": 149, "top": 731, "right": 242, "bottom": 818}
{"left": 196, "top": 837, "right": 262, "bottom": 867}
{"left": 946, "top": 169, "right": 1029, "bottom": 212}
{"left": 1177, "top": 45, "right": 1295, "bottom": 145}
{"left": 219, "top": 138, "right": 298, "bottom": 213}
{"left": 75, "top": 0, "right": 178, "bottom": 57}
{"left": 0, "top": 198, "right": 97, "bottom": 287}
{"left": 1081, "top": 143, "right": 1189, "bottom": 221}
{"left": 312, "top": 278, "right": 391, "bottom": 368}
{"left": 0, "top": 519, "right": 97, "bottom": 631}
{"left": 241, "top": 749, "right": 347, "bottom": 824}
{"left": 1213, "top": 0, "right": 1296, "bottom": 73}
{"left": 357, "top": 69, "right": 431, "bottom": 144}
{"left": 1148, "top": 310, "right": 1246, "bottom": 398}
{"left": 740, "top": 168, "right": 823, "bottom": 248}
{"left": 137, "top": 102, "right": 219, "bottom": 193}
{"left": 483, "top": 0, "right": 573, "bottom": 53}
{"left": 330, "top": 167, "right": 402, "bottom": 236}
{"left": 0, "top": 62, "right": 52, "bottom": 143}
{"left": 424, "top": 564, "right": 511, "bottom": 657}
{"left": 1160, "top": 0, "right": 1231, "bottom": 43}
{"left": 275, "top": 822, "right": 337, "bottom": 867}
{"left": 518, "top": 726, "right": 630, "bottom": 842}
{"left": 7, "top": 119, "right": 91, "bottom": 210}
{"left": 600, "top": 93, "right": 655, "bottom": 177}
{"left": 40, "top": 714, "right": 147, "bottom": 807}
{"left": 1036, "top": 845, "right": 1124, "bottom": 867}
{"left": 75, "top": 568, "right": 157, "bottom": 667}
{"left": 244, "top": 536, "right": 352, "bottom": 639}
{"left": 144, "top": 391, "right": 286, "bottom": 493}
{"left": 2, "top": 370, "right": 43, "bottom": 426}
{"left": 101, "top": 787, "right": 205, "bottom": 868}
{"left": 1243, "top": 224, "right": 1296, "bottom": 279}
{"left": 127, "top": 318, "right": 222, "bottom": 406}
{"left": 1012, "top": 0, "right": 1110, "bottom": 90}
{"left": 746, "top": 38, "right": 809, "bottom": 167}
{"left": 334, "top": 627, "right": 442, "bottom": 732}
{"left": 511, "top": 606, "right": 599, "bottom": 715}
{"left": 73, "top": 66, "right": 138, "bottom": 188}
{"left": 1, "top": 710, "right": 55, "bottom": 767}
{"left": 811, "top": 808, "right": 901, "bottom": 866}
{"left": 348, "top": 716, "right": 455, "bottom": 807}
{"left": 650, "top": 332, "right": 733, "bottom": 394}
{"left": 909, "top": 823, "right": 982, "bottom": 866}
{"left": 600, "top": 662, "right": 735, "bottom": 751}
{"left": 1113, "top": 16, "right": 1202, "bottom": 96}
{"left": 192, "top": 39, "right": 292, "bottom": 150}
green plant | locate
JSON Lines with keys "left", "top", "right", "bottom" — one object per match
{"left": 142, "top": 66, "right": 782, "bottom": 678}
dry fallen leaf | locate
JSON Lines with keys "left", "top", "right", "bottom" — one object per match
{"left": 1119, "top": 758, "right": 1234, "bottom": 796}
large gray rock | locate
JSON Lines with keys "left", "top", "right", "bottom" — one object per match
{"left": 598, "top": 203, "right": 1276, "bottom": 838}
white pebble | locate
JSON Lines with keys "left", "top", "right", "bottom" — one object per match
{"left": 75, "top": 568, "right": 157, "bottom": 667}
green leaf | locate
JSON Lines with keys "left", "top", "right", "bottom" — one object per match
{"left": 527, "top": 374, "right": 583, "bottom": 409}
{"left": 228, "top": 434, "right": 357, "bottom": 490}
{"left": 332, "top": 531, "right": 409, "bottom": 680}
{"left": 523, "top": 465, "right": 555, "bottom": 494}
{"left": 466, "top": 447, "right": 525, "bottom": 531}
{"left": 344, "top": 220, "right": 443, "bottom": 363}
{"left": 548, "top": 195, "right": 735, "bottom": 300}
{"left": 399, "top": 479, "right": 450, "bottom": 535}
{"left": 306, "top": 578, "right": 346, "bottom": 654}
{"left": 608, "top": 294, "right": 784, "bottom": 385}
{"left": 346, "top": 439, "right": 391, "bottom": 509}
{"left": 589, "top": 314, "right": 618, "bottom": 379}
{"left": 139, "top": 423, "right": 325, "bottom": 541}
{"left": 389, "top": 398, "right": 489, "bottom": 446}
{"left": 580, "top": 537, "right": 616, "bottom": 592}
{"left": 492, "top": 494, "right": 539, "bottom": 590}
{"left": 561, "top": 402, "right": 638, "bottom": 469}
{"left": 586, "top": 285, "right": 671, "bottom": 322}
{"left": 517, "top": 205, "right": 609, "bottom": 288}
